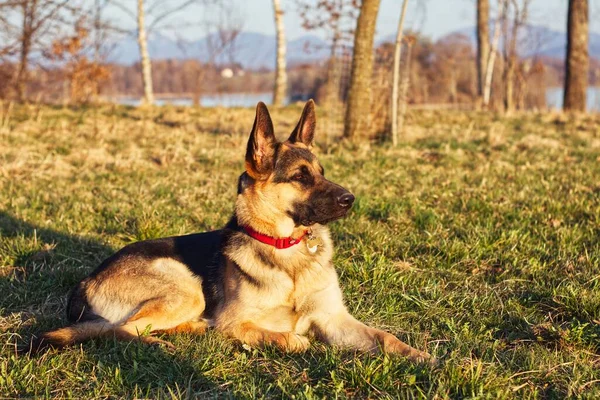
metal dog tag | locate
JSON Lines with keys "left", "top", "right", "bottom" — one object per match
{"left": 306, "top": 231, "right": 323, "bottom": 254}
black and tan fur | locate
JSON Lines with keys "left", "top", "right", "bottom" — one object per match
{"left": 34, "top": 101, "right": 433, "bottom": 363}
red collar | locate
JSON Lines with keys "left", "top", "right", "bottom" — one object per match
{"left": 243, "top": 226, "right": 307, "bottom": 249}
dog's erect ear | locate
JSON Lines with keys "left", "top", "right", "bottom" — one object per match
{"left": 245, "top": 102, "right": 276, "bottom": 179}
{"left": 288, "top": 99, "right": 316, "bottom": 147}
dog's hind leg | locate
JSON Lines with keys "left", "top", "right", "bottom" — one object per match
{"left": 31, "top": 319, "right": 113, "bottom": 353}
{"left": 116, "top": 293, "right": 206, "bottom": 350}
{"left": 33, "top": 290, "right": 205, "bottom": 353}
{"left": 31, "top": 308, "right": 178, "bottom": 353}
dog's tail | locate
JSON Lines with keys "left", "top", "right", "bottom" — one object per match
{"left": 30, "top": 320, "right": 114, "bottom": 354}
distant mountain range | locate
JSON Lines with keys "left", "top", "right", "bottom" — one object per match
{"left": 108, "top": 24, "right": 600, "bottom": 69}
{"left": 108, "top": 32, "right": 331, "bottom": 69}
{"left": 445, "top": 24, "right": 600, "bottom": 60}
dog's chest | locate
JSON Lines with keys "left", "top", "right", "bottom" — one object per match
{"left": 252, "top": 255, "right": 335, "bottom": 305}
{"left": 223, "top": 232, "right": 337, "bottom": 331}
{"left": 246, "top": 260, "right": 338, "bottom": 333}
{"left": 274, "top": 244, "right": 334, "bottom": 297}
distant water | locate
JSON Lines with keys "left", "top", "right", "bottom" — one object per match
{"left": 116, "top": 92, "right": 278, "bottom": 108}
{"left": 113, "top": 88, "right": 600, "bottom": 112}
{"left": 546, "top": 87, "right": 600, "bottom": 111}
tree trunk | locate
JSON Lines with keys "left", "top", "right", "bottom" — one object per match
{"left": 564, "top": 0, "right": 588, "bottom": 112}
{"left": 324, "top": 36, "right": 340, "bottom": 107}
{"left": 14, "top": 0, "right": 36, "bottom": 102}
{"left": 192, "top": 65, "right": 204, "bottom": 107}
{"left": 483, "top": 9, "right": 501, "bottom": 108}
{"left": 343, "top": 0, "right": 381, "bottom": 139}
{"left": 449, "top": 57, "right": 457, "bottom": 103}
{"left": 503, "top": 0, "right": 529, "bottom": 114}
{"left": 502, "top": 1, "right": 517, "bottom": 114}
{"left": 272, "top": 0, "right": 287, "bottom": 106}
{"left": 476, "top": 0, "right": 489, "bottom": 105}
{"left": 137, "top": 0, "right": 154, "bottom": 105}
{"left": 15, "top": 34, "right": 31, "bottom": 102}
{"left": 397, "top": 41, "right": 413, "bottom": 140}
{"left": 504, "top": 55, "right": 515, "bottom": 113}
{"left": 391, "top": 0, "right": 409, "bottom": 146}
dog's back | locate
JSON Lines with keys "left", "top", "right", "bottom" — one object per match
{"left": 68, "top": 228, "right": 227, "bottom": 324}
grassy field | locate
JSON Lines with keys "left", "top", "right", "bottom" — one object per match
{"left": 0, "top": 103, "right": 599, "bottom": 398}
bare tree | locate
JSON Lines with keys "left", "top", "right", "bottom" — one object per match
{"left": 109, "top": 0, "right": 214, "bottom": 106}
{"left": 89, "top": 0, "right": 123, "bottom": 102}
{"left": 483, "top": 0, "right": 504, "bottom": 108}
{"left": 0, "top": 2, "right": 19, "bottom": 58}
{"left": 197, "top": 1, "right": 244, "bottom": 105}
{"left": 0, "top": 0, "right": 72, "bottom": 101}
{"left": 137, "top": 0, "right": 154, "bottom": 105}
{"left": 272, "top": 0, "right": 287, "bottom": 106}
{"left": 391, "top": 0, "right": 409, "bottom": 146}
{"left": 296, "top": 0, "right": 359, "bottom": 58}
{"left": 47, "top": 18, "right": 111, "bottom": 103}
{"left": 296, "top": 0, "right": 360, "bottom": 106}
{"left": 197, "top": 1, "right": 242, "bottom": 66}
{"left": 91, "top": 0, "right": 121, "bottom": 65}
{"left": 476, "top": 0, "right": 489, "bottom": 106}
{"left": 397, "top": 35, "right": 415, "bottom": 141}
{"left": 502, "top": 0, "right": 530, "bottom": 113}
{"left": 343, "top": 0, "right": 381, "bottom": 139}
{"left": 564, "top": 0, "right": 588, "bottom": 112}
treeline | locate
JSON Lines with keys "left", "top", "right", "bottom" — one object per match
{"left": 3, "top": 34, "right": 596, "bottom": 108}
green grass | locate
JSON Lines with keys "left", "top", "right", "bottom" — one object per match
{"left": 1, "top": 103, "right": 599, "bottom": 398}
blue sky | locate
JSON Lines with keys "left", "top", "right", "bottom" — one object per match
{"left": 104, "top": 0, "right": 600, "bottom": 41}
{"left": 271, "top": 0, "right": 600, "bottom": 40}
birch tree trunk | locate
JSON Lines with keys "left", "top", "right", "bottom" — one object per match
{"left": 564, "top": 0, "right": 588, "bottom": 112}
{"left": 137, "top": 0, "right": 154, "bottom": 105}
{"left": 343, "top": 0, "right": 381, "bottom": 139}
{"left": 483, "top": 10, "right": 501, "bottom": 108}
{"left": 272, "top": 0, "right": 287, "bottom": 106}
{"left": 503, "top": 0, "right": 529, "bottom": 114}
{"left": 391, "top": 0, "right": 409, "bottom": 146}
{"left": 476, "top": 0, "right": 489, "bottom": 105}
{"left": 397, "top": 40, "right": 413, "bottom": 140}
{"left": 323, "top": 36, "right": 340, "bottom": 108}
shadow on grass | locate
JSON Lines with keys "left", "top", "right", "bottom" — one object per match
{"left": 0, "top": 211, "right": 227, "bottom": 396}
{"left": 0, "top": 210, "right": 112, "bottom": 315}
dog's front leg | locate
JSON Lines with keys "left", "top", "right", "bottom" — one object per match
{"left": 230, "top": 322, "right": 310, "bottom": 352}
{"left": 310, "top": 310, "right": 434, "bottom": 364}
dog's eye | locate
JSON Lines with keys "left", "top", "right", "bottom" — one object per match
{"left": 290, "top": 166, "right": 313, "bottom": 184}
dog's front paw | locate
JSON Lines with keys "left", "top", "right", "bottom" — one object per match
{"left": 234, "top": 323, "right": 310, "bottom": 352}
{"left": 380, "top": 332, "right": 434, "bottom": 365}
{"left": 144, "top": 335, "right": 176, "bottom": 351}
{"left": 285, "top": 333, "right": 310, "bottom": 352}
{"left": 267, "top": 332, "right": 310, "bottom": 352}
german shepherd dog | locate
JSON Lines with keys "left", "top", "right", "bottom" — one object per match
{"left": 34, "top": 101, "right": 432, "bottom": 363}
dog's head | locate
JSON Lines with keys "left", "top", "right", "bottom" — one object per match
{"left": 235, "top": 100, "right": 354, "bottom": 237}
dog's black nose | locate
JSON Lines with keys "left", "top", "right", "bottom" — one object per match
{"left": 337, "top": 193, "right": 355, "bottom": 207}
